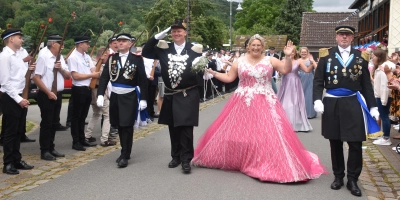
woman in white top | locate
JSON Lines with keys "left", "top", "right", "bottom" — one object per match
{"left": 371, "top": 49, "right": 395, "bottom": 145}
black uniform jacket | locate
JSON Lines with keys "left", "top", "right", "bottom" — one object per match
{"left": 313, "top": 46, "right": 376, "bottom": 141}
{"left": 142, "top": 37, "right": 202, "bottom": 127}
{"left": 97, "top": 53, "right": 148, "bottom": 126}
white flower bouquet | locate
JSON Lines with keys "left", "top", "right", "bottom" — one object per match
{"left": 191, "top": 56, "right": 208, "bottom": 73}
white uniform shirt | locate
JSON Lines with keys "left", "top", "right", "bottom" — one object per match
{"left": 174, "top": 42, "right": 186, "bottom": 55}
{"left": 16, "top": 47, "right": 29, "bottom": 67}
{"left": 35, "top": 49, "right": 69, "bottom": 91}
{"left": 38, "top": 47, "right": 49, "bottom": 58}
{"left": 338, "top": 46, "right": 351, "bottom": 63}
{"left": 143, "top": 57, "right": 154, "bottom": 78}
{"left": 215, "top": 56, "right": 224, "bottom": 71}
{"left": 67, "top": 49, "right": 95, "bottom": 86}
{"left": 0, "top": 46, "right": 28, "bottom": 103}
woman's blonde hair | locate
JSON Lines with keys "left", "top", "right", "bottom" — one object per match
{"left": 248, "top": 34, "right": 266, "bottom": 52}
{"left": 299, "top": 47, "right": 309, "bottom": 54}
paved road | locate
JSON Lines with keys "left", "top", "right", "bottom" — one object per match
{"left": 13, "top": 97, "right": 364, "bottom": 200}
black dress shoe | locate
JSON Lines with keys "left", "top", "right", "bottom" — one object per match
{"left": 72, "top": 143, "right": 86, "bottom": 151}
{"left": 168, "top": 159, "right": 181, "bottom": 168}
{"left": 153, "top": 114, "right": 159, "bottom": 118}
{"left": 118, "top": 158, "right": 128, "bottom": 168}
{"left": 21, "top": 136, "right": 36, "bottom": 143}
{"left": 55, "top": 125, "right": 69, "bottom": 131}
{"left": 85, "top": 136, "right": 96, "bottom": 142}
{"left": 82, "top": 140, "right": 96, "bottom": 147}
{"left": 116, "top": 156, "right": 130, "bottom": 163}
{"left": 41, "top": 152, "right": 56, "bottom": 161}
{"left": 182, "top": 162, "right": 191, "bottom": 173}
{"left": 347, "top": 180, "right": 362, "bottom": 197}
{"left": 330, "top": 177, "right": 344, "bottom": 190}
{"left": 14, "top": 160, "right": 34, "bottom": 170}
{"left": 66, "top": 122, "right": 71, "bottom": 127}
{"left": 3, "top": 164, "right": 19, "bottom": 175}
{"left": 50, "top": 149, "right": 65, "bottom": 157}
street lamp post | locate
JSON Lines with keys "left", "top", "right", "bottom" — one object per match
{"left": 228, "top": 0, "right": 243, "bottom": 51}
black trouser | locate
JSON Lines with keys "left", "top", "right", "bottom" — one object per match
{"left": 197, "top": 86, "right": 205, "bottom": 100}
{"left": 205, "top": 78, "right": 217, "bottom": 98}
{"left": 330, "top": 140, "right": 362, "bottom": 182}
{"left": 2, "top": 93, "right": 27, "bottom": 165}
{"left": 66, "top": 95, "right": 73, "bottom": 125}
{"left": 146, "top": 81, "right": 157, "bottom": 117}
{"left": 70, "top": 86, "right": 91, "bottom": 145}
{"left": 216, "top": 70, "right": 224, "bottom": 92}
{"left": 37, "top": 91, "right": 62, "bottom": 153}
{"left": 168, "top": 125, "right": 194, "bottom": 163}
{"left": 118, "top": 126, "right": 133, "bottom": 159}
{"left": 54, "top": 91, "right": 63, "bottom": 127}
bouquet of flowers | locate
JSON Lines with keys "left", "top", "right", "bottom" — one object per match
{"left": 191, "top": 56, "right": 208, "bottom": 73}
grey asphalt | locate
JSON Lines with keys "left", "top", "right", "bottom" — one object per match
{"left": 15, "top": 97, "right": 365, "bottom": 200}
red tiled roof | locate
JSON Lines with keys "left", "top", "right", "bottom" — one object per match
{"left": 300, "top": 12, "right": 359, "bottom": 47}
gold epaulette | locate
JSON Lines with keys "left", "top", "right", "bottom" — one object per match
{"left": 156, "top": 40, "right": 168, "bottom": 49}
{"left": 361, "top": 51, "right": 370, "bottom": 61}
{"left": 319, "top": 48, "right": 329, "bottom": 58}
{"left": 191, "top": 44, "right": 203, "bottom": 54}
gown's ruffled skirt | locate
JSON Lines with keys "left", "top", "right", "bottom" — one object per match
{"left": 192, "top": 92, "right": 327, "bottom": 183}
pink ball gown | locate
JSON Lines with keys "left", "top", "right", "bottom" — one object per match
{"left": 192, "top": 56, "right": 327, "bottom": 183}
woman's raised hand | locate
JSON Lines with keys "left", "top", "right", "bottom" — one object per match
{"left": 283, "top": 40, "right": 294, "bottom": 56}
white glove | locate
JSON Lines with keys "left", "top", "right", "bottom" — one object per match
{"left": 155, "top": 27, "right": 171, "bottom": 40}
{"left": 314, "top": 100, "right": 324, "bottom": 114}
{"left": 97, "top": 95, "right": 104, "bottom": 107}
{"left": 139, "top": 100, "right": 147, "bottom": 111}
{"left": 370, "top": 107, "right": 380, "bottom": 120}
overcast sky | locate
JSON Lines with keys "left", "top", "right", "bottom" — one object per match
{"left": 313, "top": 0, "right": 357, "bottom": 12}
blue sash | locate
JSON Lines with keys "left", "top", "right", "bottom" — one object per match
{"left": 134, "top": 86, "right": 151, "bottom": 122}
{"left": 326, "top": 88, "right": 380, "bottom": 134}
{"left": 111, "top": 82, "right": 135, "bottom": 88}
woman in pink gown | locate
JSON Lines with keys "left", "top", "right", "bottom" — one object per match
{"left": 192, "top": 35, "right": 327, "bottom": 183}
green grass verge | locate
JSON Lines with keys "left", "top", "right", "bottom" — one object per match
{"left": 0, "top": 120, "right": 36, "bottom": 133}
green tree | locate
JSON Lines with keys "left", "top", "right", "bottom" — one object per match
{"left": 273, "top": 0, "right": 308, "bottom": 44}
{"left": 144, "top": 0, "right": 227, "bottom": 49}
{"left": 234, "top": 0, "right": 284, "bottom": 35}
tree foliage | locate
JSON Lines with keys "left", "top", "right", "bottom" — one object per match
{"left": 144, "top": 0, "right": 228, "bottom": 49}
{"left": 0, "top": 0, "right": 315, "bottom": 52}
{"left": 234, "top": 0, "right": 284, "bottom": 35}
{"left": 273, "top": 0, "right": 309, "bottom": 45}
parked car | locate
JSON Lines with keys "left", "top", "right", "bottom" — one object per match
{"left": 63, "top": 77, "right": 72, "bottom": 94}
{"left": 28, "top": 80, "right": 39, "bottom": 100}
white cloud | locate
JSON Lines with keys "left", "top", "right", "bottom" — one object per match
{"left": 313, "top": 0, "right": 357, "bottom": 12}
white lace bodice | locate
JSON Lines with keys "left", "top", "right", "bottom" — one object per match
{"left": 235, "top": 56, "right": 277, "bottom": 106}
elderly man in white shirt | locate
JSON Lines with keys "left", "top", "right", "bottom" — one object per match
{"left": 33, "top": 34, "right": 71, "bottom": 161}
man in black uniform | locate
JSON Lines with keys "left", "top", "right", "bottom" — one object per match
{"left": 0, "top": 28, "right": 35, "bottom": 174}
{"left": 142, "top": 19, "right": 202, "bottom": 173}
{"left": 97, "top": 33, "right": 147, "bottom": 168}
{"left": 313, "top": 25, "right": 380, "bottom": 197}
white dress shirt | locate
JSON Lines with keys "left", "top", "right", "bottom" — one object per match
{"left": 35, "top": 49, "right": 69, "bottom": 92}
{"left": 215, "top": 57, "right": 223, "bottom": 71}
{"left": 67, "top": 49, "right": 95, "bottom": 86}
{"left": 174, "top": 42, "right": 186, "bottom": 55}
{"left": 38, "top": 47, "right": 49, "bottom": 57}
{"left": 338, "top": 46, "right": 351, "bottom": 63}
{"left": 0, "top": 46, "right": 28, "bottom": 103}
{"left": 143, "top": 57, "right": 154, "bottom": 78}
{"left": 16, "top": 47, "right": 29, "bottom": 67}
